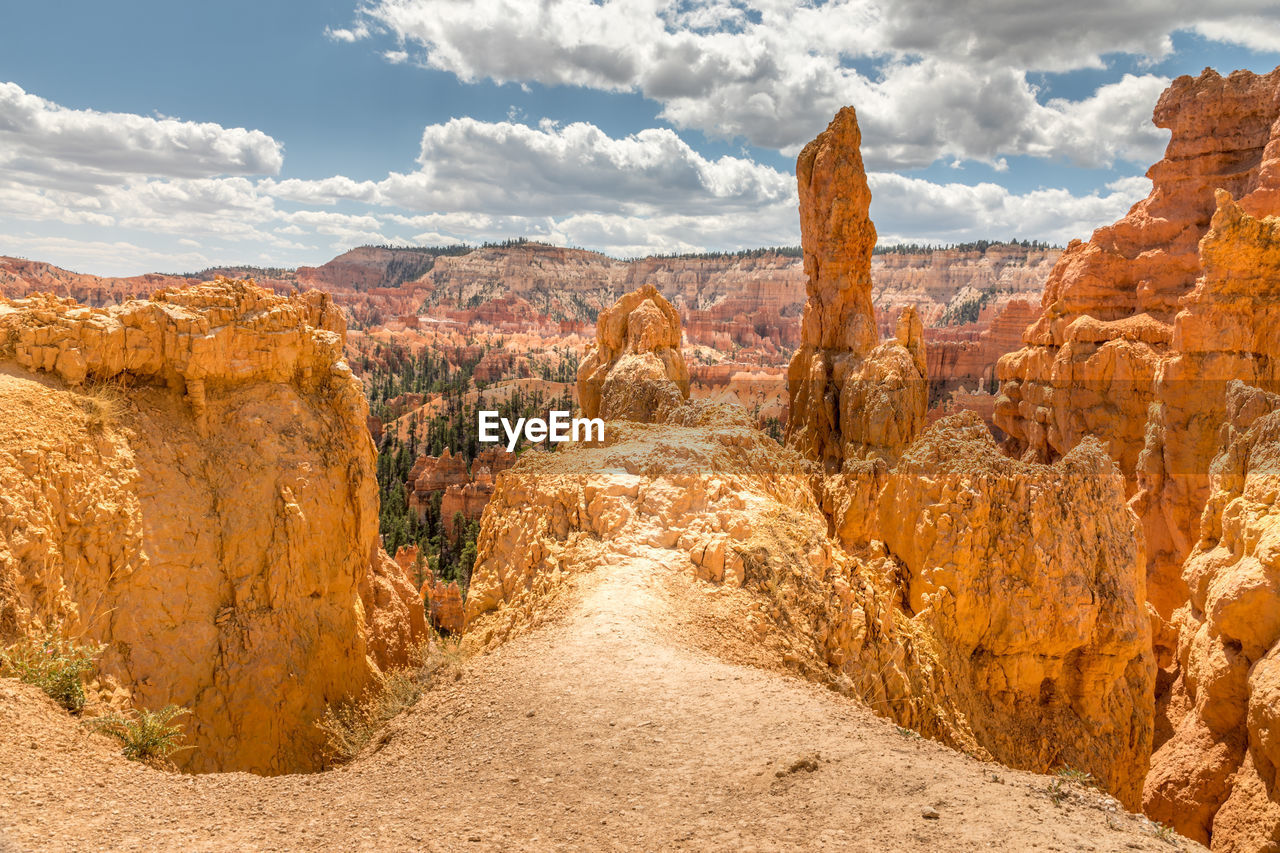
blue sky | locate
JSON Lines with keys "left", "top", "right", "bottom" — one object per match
{"left": 1, "top": 0, "right": 1278, "bottom": 275}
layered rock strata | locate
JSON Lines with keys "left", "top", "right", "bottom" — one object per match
{"left": 0, "top": 279, "right": 425, "bottom": 774}
{"left": 996, "top": 67, "right": 1280, "bottom": 649}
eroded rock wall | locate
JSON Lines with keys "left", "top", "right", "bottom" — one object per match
{"left": 1145, "top": 383, "right": 1280, "bottom": 849}
{"left": 995, "top": 68, "right": 1280, "bottom": 692}
{"left": 997, "top": 66, "right": 1280, "bottom": 473}
{"left": 880, "top": 413, "right": 1154, "bottom": 804}
{"left": 0, "top": 279, "right": 425, "bottom": 774}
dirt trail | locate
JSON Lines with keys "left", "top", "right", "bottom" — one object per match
{"left": 1, "top": 554, "right": 1194, "bottom": 852}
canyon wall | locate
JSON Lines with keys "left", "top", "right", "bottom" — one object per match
{"left": 1144, "top": 383, "right": 1280, "bottom": 850}
{"left": 0, "top": 279, "right": 425, "bottom": 774}
{"left": 997, "top": 66, "right": 1280, "bottom": 634}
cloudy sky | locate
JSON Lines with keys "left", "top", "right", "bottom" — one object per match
{"left": 1, "top": 0, "right": 1278, "bottom": 276}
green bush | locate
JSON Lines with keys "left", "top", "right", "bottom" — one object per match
{"left": 89, "top": 705, "right": 191, "bottom": 763}
{"left": 0, "top": 631, "right": 103, "bottom": 713}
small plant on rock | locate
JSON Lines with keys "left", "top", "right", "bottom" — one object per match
{"left": 90, "top": 704, "right": 191, "bottom": 765}
{"left": 1053, "top": 766, "right": 1099, "bottom": 789}
{"left": 0, "top": 630, "right": 103, "bottom": 713}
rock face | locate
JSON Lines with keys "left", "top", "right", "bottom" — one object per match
{"left": 785, "top": 108, "right": 928, "bottom": 470}
{"left": 1144, "top": 383, "right": 1280, "bottom": 849}
{"left": 1132, "top": 194, "right": 1280, "bottom": 626}
{"left": 880, "top": 413, "right": 1154, "bottom": 804}
{"left": 996, "top": 65, "right": 1280, "bottom": 476}
{"left": 996, "top": 67, "right": 1280, "bottom": 633}
{"left": 0, "top": 279, "right": 425, "bottom": 774}
{"left": 576, "top": 284, "right": 690, "bottom": 422}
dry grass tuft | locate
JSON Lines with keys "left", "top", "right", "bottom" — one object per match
{"left": 75, "top": 380, "right": 125, "bottom": 434}
{"left": 317, "top": 632, "right": 466, "bottom": 765}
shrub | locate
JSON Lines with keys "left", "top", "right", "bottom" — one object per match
{"left": 1053, "top": 766, "right": 1099, "bottom": 788}
{"left": 89, "top": 705, "right": 191, "bottom": 764}
{"left": 0, "top": 630, "right": 103, "bottom": 713}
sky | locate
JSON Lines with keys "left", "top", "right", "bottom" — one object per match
{"left": 1, "top": 1, "right": 1278, "bottom": 276}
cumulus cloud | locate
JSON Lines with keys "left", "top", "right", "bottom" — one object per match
{"left": 1192, "top": 16, "right": 1280, "bottom": 53}
{"left": 343, "top": 0, "right": 1278, "bottom": 166}
{"left": 0, "top": 82, "right": 284, "bottom": 182}
{"left": 867, "top": 173, "right": 1152, "bottom": 246}
{"left": 0, "top": 80, "right": 1159, "bottom": 274}
{"left": 270, "top": 117, "right": 794, "bottom": 216}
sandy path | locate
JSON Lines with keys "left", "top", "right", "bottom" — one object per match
{"left": 1, "top": 555, "right": 1194, "bottom": 852}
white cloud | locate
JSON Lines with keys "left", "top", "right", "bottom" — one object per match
{"left": 0, "top": 232, "right": 215, "bottom": 275}
{"left": 1192, "top": 17, "right": 1280, "bottom": 53}
{"left": 0, "top": 78, "right": 1164, "bottom": 275}
{"left": 324, "top": 23, "right": 370, "bottom": 43}
{"left": 867, "top": 172, "right": 1153, "bottom": 246}
{"left": 0, "top": 82, "right": 283, "bottom": 182}
{"left": 345, "top": 0, "right": 1279, "bottom": 167}
{"left": 274, "top": 117, "right": 794, "bottom": 216}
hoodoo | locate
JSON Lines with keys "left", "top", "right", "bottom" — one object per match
{"left": 785, "top": 108, "right": 928, "bottom": 471}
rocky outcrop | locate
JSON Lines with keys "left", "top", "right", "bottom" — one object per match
{"left": 407, "top": 448, "right": 470, "bottom": 521}
{"left": 880, "top": 413, "right": 1154, "bottom": 805}
{"left": 785, "top": 108, "right": 928, "bottom": 470}
{"left": 996, "top": 68, "right": 1280, "bottom": 644}
{"left": 576, "top": 284, "right": 690, "bottom": 422}
{"left": 1132, "top": 195, "right": 1280, "bottom": 626}
{"left": 0, "top": 279, "right": 425, "bottom": 774}
{"left": 996, "top": 66, "right": 1280, "bottom": 473}
{"left": 1144, "top": 382, "right": 1280, "bottom": 849}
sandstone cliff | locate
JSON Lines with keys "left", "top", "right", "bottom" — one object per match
{"left": 0, "top": 279, "right": 425, "bottom": 774}
{"left": 1144, "top": 382, "right": 1280, "bottom": 850}
{"left": 996, "top": 67, "right": 1280, "bottom": 656}
{"left": 1132, "top": 194, "right": 1280, "bottom": 625}
{"left": 785, "top": 108, "right": 928, "bottom": 470}
{"left": 879, "top": 413, "right": 1154, "bottom": 804}
{"left": 996, "top": 66, "right": 1280, "bottom": 482}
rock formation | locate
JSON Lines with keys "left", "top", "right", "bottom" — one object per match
{"left": 785, "top": 108, "right": 928, "bottom": 470}
{"left": 576, "top": 283, "right": 690, "bottom": 422}
{"left": 1144, "top": 382, "right": 1280, "bottom": 849}
{"left": 1132, "top": 194, "right": 1280, "bottom": 627}
{"left": 467, "top": 176, "right": 1154, "bottom": 807}
{"left": 879, "top": 413, "right": 1154, "bottom": 804}
{"left": 0, "top": 278, "right": 425, "bottom": 774}
{"left": 406, "top": 448, "right": 471, "bottom": 521}
{"left": 997, "top": 67, "right": 1280, "bottom": 647}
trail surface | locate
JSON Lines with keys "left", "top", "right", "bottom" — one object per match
{"left": 1, "top": 555, "right": 1195, "bottom": 852}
